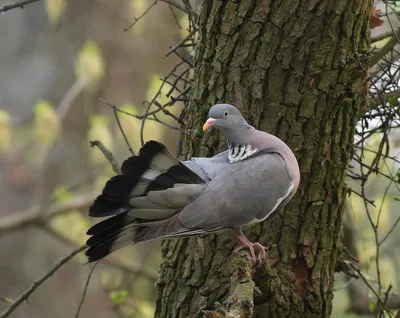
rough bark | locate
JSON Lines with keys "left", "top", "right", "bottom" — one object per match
{"left": 155, "top": 0, "right": 371, "bottom": 317}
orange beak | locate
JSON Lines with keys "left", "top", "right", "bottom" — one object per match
{"left": 202, "top": 118, "right": 216, "bottom": 131}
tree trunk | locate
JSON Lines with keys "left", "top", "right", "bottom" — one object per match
{"left": 155, "top": 0, "right": 371, "bottom": 317}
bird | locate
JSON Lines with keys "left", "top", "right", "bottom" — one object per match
{"left": 85, "top": 103, "right": 300, "bottom": 264}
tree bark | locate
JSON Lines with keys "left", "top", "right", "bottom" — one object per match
{"left": 155, "top": 0, "right": 371, "bottom": 317}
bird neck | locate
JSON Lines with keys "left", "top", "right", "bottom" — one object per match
{"left": 227, "top": 142, "right": 260, "bottom": 163}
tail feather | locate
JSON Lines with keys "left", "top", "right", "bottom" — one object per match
{"left": 86, "top": 140, "right": 206, "bottom": 262}
{"left": 87, "top": 212, "right": 131, "bottom": 236}
{"left": 88, "top": 141, "right": 204, "bottom": 218}
{"left": 85, "top": 213, "right": 193, "bottom": 262}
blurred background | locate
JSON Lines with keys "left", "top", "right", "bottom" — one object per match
{"left": 0, "top": 0, "right": 399, "bottom": 317}
{"left": 0, "top": 0, "right": 193, "bottom": 317}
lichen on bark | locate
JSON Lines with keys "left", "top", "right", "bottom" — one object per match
{"left": 155, "top": 0, "right": 371, "bottom": 317}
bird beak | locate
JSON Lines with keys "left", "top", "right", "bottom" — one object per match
{"left": 203, "top": 118, "right": 216, "bottom": 131}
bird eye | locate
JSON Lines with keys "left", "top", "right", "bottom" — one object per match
{"left": 224, "top": 111, "right": 229, "bottom": 117}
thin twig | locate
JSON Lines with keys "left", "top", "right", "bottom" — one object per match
{"left": 371, "top": 27, "right": 400, "bottom": 66}
{"left": 167, "top": 4, "right": 182, "bottom": 29}
{"left": 89, "top": 140, "right": 121, "bottom": 174}
{"left": 0, "top": 296, "right": 13, "bottom": 304}
{"left": 57, "top": 77, "right": 90, "bottom": 120}
{"left": 98, "top": 97, "right": 179, "bottom": 129}
{"left": 0, "top": 245, "right": 87, "bottom": 318}
{"left": 381, "top": 285, "right": 394, "bottom": 318}
{"left": 165, "top": 28, "right": 198, "bottom": 57}
{"left": 349, "top": 263, "right": 393, "bottom": 317}
{"left": 75, "top": 262, "right": 99, "bottom": 318}
{"left": 39, "top": 224, "right": 158, "bottom": 281}
{"left": 124, "top": 0, "right": 158, "bottom": 32}
{"left": 161, "top": 0, "right": 189, "bottom": 13}
{"left": 380, "top": 215, "right": 400, "bottom": 245}
{"left": 333, "top": 277, "right": 356, "bottom": 291}
{"left": 112, "top": 106, "right": 135, "bottom": 156}
{"left": 0, "top": 0, "right": 41, "bottom": 13}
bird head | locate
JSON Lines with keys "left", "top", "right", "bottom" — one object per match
{"left": 203, "top": 104, "right": 248, "bottom": 132}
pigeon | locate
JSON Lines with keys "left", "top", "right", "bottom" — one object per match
{"left": 85, "top": 104, "right": 300, "bottom": 264}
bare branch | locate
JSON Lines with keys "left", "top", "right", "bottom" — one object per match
{"left": 112, "top": 106, "right": 135, "bottom": 156}
{"left": 124, "top": 0, "right": 158, "bottom": 32}
{"left": 369, "top": 89, "right": 400, "bottom": 109}
{"left": 165, "top": 28, "right": 197, "bottom": 57}
{"left": 0, "top": 245, "right": 86, "bottom": 318}
{"left": 89, "top": 140, "right": 121, "bottom": 174}
{"left": 371, "top": 27, "right": 400, "bottom": 67}
{"left": 57, "top": 77, "right": 90, "bottom": 120}
{"left": 380, "top": 214, "right": 400, "bottom": 245}
{"left": 75, "top": 262, "right": 99, "bottom": 318}
{"left": 349, "top": 263, "right": 395, "bottom": 317}
{"left": 372, "top": 30, "right": 395, "bottom": 43}
{"left": 0, "top": 193, "right": 96, "bottom": 235}
{"left": 39, "top": 223, "right": 159, "bottom": 281}
{"left": 161, "top": 0, "right": 189, "bottom": 14}
{"left": 98, "top": 97, "right": 179, "bottom": 130}
{"left": 0, "top": 296, "right": 13, "bottom": 304}
{"left": 0, "top": 0, "right": 41, "bottom": 13}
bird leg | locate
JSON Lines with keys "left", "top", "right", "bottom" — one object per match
{"left": 229, "top": 228, "right": 267, "bottom": 265}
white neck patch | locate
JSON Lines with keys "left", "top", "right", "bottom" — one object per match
{"left": 227, "top": 143, "right": 259, "bottom": 163}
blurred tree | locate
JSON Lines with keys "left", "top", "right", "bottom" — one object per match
{"left": 155, "top": 0, "right": 371, "bottom": 317}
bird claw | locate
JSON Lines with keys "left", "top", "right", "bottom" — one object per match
{"left": 232, "top": 240, "right": 268, "bottom": 267}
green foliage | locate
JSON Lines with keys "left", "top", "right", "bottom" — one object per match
{"left": 75, "top": 41, "right": 104, "bottom": 83}
{"left": 368, "top": 298, "right": 377, "bottom": 313}
{"left": 0, "top": 109, "right": 13, "bottom": 153}
{"left": 387, "top": 96, "right": 397, "bottom": 108}
{"left": 53, "top": 186, "right": 73, "bottom": 203}
{"left": 33, "top": 100, "right": 60, "bottom": 145}
{"left": 45, "top": 0, "right": 66, "bottom": 25}
{"left": 136, "top": 301, "right": 155, "bottom": 318}
{"left": 109, "top": 289, "right": 128, "bottom": 304}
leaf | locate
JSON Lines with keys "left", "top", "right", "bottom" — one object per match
{"left": 394, "top": 196, "right": 400, "bottom": 201}
{"left": 109, "top": 290, "right": 128, "bottom": 304}
{"left": 45, "top": 0, "right": 66, "bottom": 25}
{"left": 370, "top": 7, "right": 384, "bottom": 29}
{"left": 34, "top": 100, "right": 60, "bottom": 145}
{"left": 75, "top": 41, "right": 104, "bottom": 82}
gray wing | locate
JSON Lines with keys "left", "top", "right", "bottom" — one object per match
{"left": 179, "top": 152, "right": 294, "bottom": 231}
{"left": 183, "top": 150, "right": 230, "bottom": 182}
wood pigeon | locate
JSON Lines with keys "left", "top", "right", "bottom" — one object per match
{"left": 85, "top": 104, "right": 300, "bottom": 263}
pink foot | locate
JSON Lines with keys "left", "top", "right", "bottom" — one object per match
{"left": 232, "top": 236, "right": 267, "bottom": 265}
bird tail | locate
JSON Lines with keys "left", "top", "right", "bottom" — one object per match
{"left": 88, "top": 140, "right": 204, "bottom": 218}
{"left": 85, "top": 141, "right": 205, "bottom": 262}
